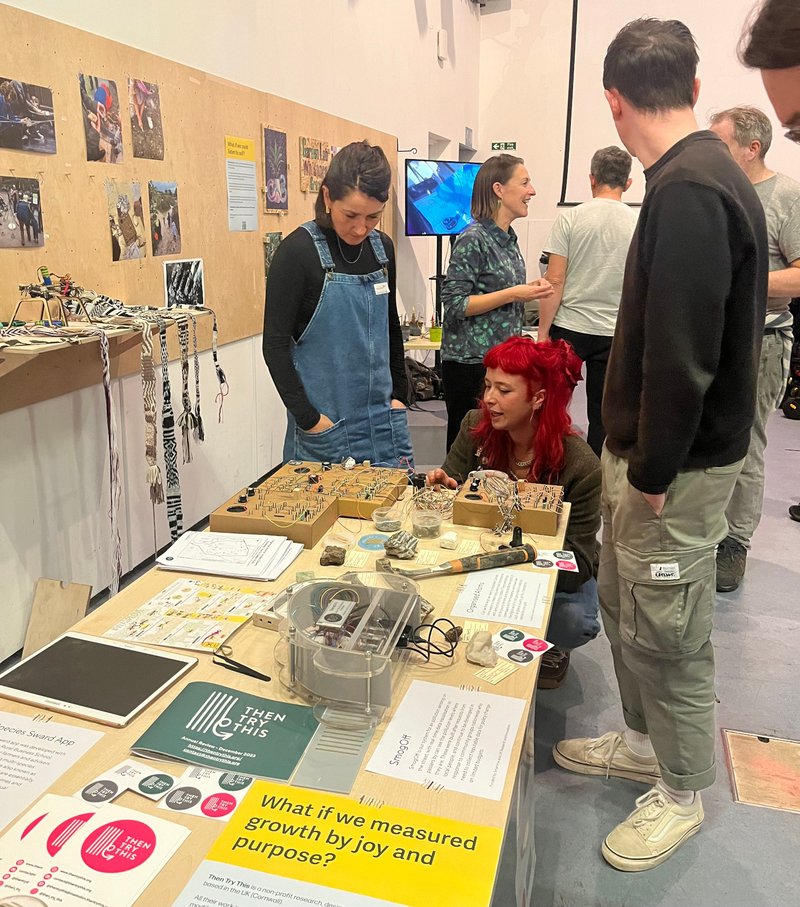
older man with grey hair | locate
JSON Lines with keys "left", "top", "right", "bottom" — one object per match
{"left": 709, "top": 105, "right": 800, "bottom": 591}
{"left": 539, "top": 146, "right": 637, "bottom": 458}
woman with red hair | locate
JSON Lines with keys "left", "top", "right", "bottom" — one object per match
{"left": 427, "top": 335, "right": 601, "bottom": 686}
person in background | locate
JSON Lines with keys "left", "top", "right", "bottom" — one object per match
{"left": 708, "top": 106, "right": 800, "bottom": 589}
{"left": 554, "top": 18, "right": 767, "bottom": 872}
{"left": 539, "top": 146, "right": 638, "bottom": 456}
{"left": 263, "top": 141, "right": 411, "bottom": 468}
{"left": 14, "top": 193, "right": 36, "bottom": 246}
{"left": 440, "top": 154, "right": 553, "bottom": 452}
{"left": 739, "top": 0, "right": 800, "bottom": 524}
{"left": 427, "top": 336, "right": 601, "bottom": 688}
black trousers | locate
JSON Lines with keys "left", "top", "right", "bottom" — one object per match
{"left": 442, "top": 360, "right": 485, "bottom": 452}
{"left": 550, "top": 325, "right": 613, "bottom": 457}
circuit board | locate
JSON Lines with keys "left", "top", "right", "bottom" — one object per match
{"left": 452, "top": 479, "right": 564, "bottom": 536}
{"left": 209, "top": 462, "right": 409, "bottom": 547}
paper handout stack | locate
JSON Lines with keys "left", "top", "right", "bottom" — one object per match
{"left": 157, "top": 530, "right": 302, "bottom": 581}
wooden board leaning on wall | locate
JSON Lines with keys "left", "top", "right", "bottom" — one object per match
{"left": 0, "top": 5, "right": 396, "bottom": 415}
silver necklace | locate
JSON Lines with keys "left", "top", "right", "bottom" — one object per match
{"left": 513, "top": 457, "right": 532, "bottom": 468}
{"left": 336, "top": 235, "right": 364, "bottom": 264}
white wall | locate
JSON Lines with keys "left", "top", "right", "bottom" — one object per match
{"left": 478, "top": 0, "right": 796, "bottom": 266}
{"left": 1, "top": 0, "right": 483, "bottom": 660}
{"left": 478, "top": 0, "right": 580, "bottom": 271}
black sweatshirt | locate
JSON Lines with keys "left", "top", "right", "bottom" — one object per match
{"left": 262, "top": 224, "right": 407, "bottom": 431}
{"left": 603, "top": 131, "right": 768, "bottom": 494}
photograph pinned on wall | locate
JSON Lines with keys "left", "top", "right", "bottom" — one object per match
{"left": 79, "top": 73, "right": 123, "bottom": 163}
{"left": 149, "top": 181, "right": 181, "bottom": 256}
{"left": 0, "top": 77, "right": 56, "bottom": 153}
{"left": 299, "top": 135, "right": 331, "bottom": 193}
{"left": 164, "top": 258, "right": 204, "bottom": 309}
{"left": 263, "top": 231, "right": 282, "bottom": 279}
{"left": 0, "top": 175, "right": 43, "bottom": 249}
{"left": 263, "top": 125, "right": 288, "bottom": 213}
{"left": 129, "top": 78, "right": 164, "bottom": 160}
{"left": 106, "top": 179, "right": 146, "bottom": 261}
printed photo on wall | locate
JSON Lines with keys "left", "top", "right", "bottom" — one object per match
{"left": 299, "top": 135, "right": 331, "bottom": 193}
{"left": 0, "top": 77, "right": 56, "bottom": 153}
{"left": 149, "top": 181, "right": 181, "bottom": 256}
{"left": 164, "top": 258, "right": 204, "bottom": 308}
{"left": 106, "top": 179, "right": 146, "bottom": 261}
{"left": 79, "top": 73, "right": 123, "bottom": 163}
{"left": 263, "top": 231, "right": 282, "bottom": 278}
{"left": 263, "top": 125, "right": 288, "bottom": 213}
{"left": 0, "top": 175, "right": 43, "bottom": 249}
{"left": 129, "top": 78, "right": 164, "bottom": 160}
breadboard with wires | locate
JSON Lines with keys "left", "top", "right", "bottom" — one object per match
{"left": 452, "top": 479, "right": 564, "bottom": 536}
{"left": 209, "top": 461, "right": 409, "bottom": 547}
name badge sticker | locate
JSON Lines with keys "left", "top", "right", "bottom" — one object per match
{"left": 650, "top": 562, "right": 680, "bottom": 581}
{"left": 374, "top": 281, "right": 389, "bottom": 295}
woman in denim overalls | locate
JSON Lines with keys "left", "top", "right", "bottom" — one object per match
{"left": 264, "top": 142, "right": 413, "bottom": 468}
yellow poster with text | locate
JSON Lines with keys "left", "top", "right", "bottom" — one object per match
{"left": 225, "top": 135, "right": 256, "bottom": 162}
{"left": 206, "top": 780, "right": 503, "bottom": 907}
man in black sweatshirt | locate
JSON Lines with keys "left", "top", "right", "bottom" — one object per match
{"left": 552, "top": 18, "right": 767, "bottom": 872}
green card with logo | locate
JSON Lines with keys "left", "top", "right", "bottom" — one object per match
{"left": 132, "top": 682, "right": 318, "bottom": 781}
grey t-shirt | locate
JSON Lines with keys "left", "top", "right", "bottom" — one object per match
{"left": 753, "top": 171, "right": 800, "bottom": 321}
{"left": 543, "top": 198, "right": 638, "bottom": 336}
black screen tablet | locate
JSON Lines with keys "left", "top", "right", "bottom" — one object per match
{"left": 0, "top": 633, "right": 196, "bottom": 726}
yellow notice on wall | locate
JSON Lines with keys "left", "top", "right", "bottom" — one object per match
{"left": 225, "top": 135, "right": 258, "bottom": 231}
{"left": 225, "top": 135, "right": 256, "bottom": 161}
{"left": 204, "top": 780, "right": 503, "bottom": 907}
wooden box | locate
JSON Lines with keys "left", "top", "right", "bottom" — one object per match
{"left": 209, "top": 488, "right": 339, "bottom": 549}
{"left": 452, "top": 481, "right": 564, "bottom": 537}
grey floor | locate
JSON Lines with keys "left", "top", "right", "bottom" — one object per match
{"left": 407, "top": 390, "right": 800, "bottom": 907}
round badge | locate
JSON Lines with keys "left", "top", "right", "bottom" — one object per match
{"left": 522, "top": 637, "right": 549, "bottom": 653}
{"left": 164, "top": 786, "right": 202, "bottom": 810}
{"left": 507, "top": 649, "right": 534, "bottom": 664}
{"left": 138, "top": 773, "right": 174, "bottom": 796}
{"left": 81, "top": 819, "right": 156, "bottom": 873}
{"left": 499, "top": 628, "right": 525, "bottom": 642}
{"left": 219, "top": 773, "right": 253, "bottom": 792}
{"left": 80, "top": 780, "right": 119, "bottom": 803}
{"left": 556, "top": 560, "right": 575, "bottom": 570}
{"left": 553, "top": 550, "right": 571, "bottom": 559}
{"left": 358, "top": 533, "right": 389, "bottom": 551}
{"left": 200, "top": 792, "right": 238, "bottom": 817}
{"left": 534, "top": 558, "right": 554, "bottom": 568}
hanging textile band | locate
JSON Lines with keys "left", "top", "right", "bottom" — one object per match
{"left": 138, "top": 318, "right": 164, "bottom": 504}
{"left": 158, "top": 318, "right": 184, "bottom": 541}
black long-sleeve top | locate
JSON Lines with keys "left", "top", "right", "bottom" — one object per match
{"left": 262, "top": 224, "right": 407, "bottom": 431}
{"left": 603, "top": 132, "right": 768, "bottom": 494}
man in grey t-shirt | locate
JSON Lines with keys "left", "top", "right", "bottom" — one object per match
{"left": 540, "top": 147, "right": 638, "bottom": 455}
{"left": 709, "top": 105, "right": 800, "bottom": 591}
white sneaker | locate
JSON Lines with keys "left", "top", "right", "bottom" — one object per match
{"left": 553, "top": 731, "right": 660, "bottom": 784}
{"left": 601, "top": 787, "right": 704, "bottom": 871}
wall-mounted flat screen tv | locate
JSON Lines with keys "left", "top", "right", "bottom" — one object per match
{"left": 404, "top": 159, "right": 480, "bottom": 237}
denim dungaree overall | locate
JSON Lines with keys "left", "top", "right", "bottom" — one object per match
{"left": 282, "top": 221, "right": 414, "bottom": 468}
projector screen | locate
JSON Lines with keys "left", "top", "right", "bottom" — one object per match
{"left": 560, "top": 0, "right": 800, "bottom": 205}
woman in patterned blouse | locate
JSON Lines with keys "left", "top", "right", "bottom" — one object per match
{"left": 440, "top": 153, "right": 553, "bottom": 451}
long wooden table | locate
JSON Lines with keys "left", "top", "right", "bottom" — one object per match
{"left": 0, "top": 491, "right": 569, "bottom": 905}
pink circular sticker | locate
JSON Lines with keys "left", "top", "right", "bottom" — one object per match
{"left": 556, "top": 560, "right": 576, "bottom": 570}
{"left": 201, "top": 793, "right": 237, "bottom": 817}
{"left": 81, "top": 819, "right": 156, "bottom": 873}
{"left": 46, "top": 813, "right": 93, "bottom": 857}
{"left": 523, "top": 638, "right": 549, "bottom": 652}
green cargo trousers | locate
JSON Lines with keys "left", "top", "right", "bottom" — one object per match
{"left": 598, "top": 449, "right": 743, "bottom": 791}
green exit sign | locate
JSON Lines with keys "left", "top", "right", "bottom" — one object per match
{"left": 491, "top": 141, "right": 517, "bottom": 151}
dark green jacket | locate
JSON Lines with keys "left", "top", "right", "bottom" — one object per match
{"left": 442, "top": 410, "right": 601, "bottom": 592}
